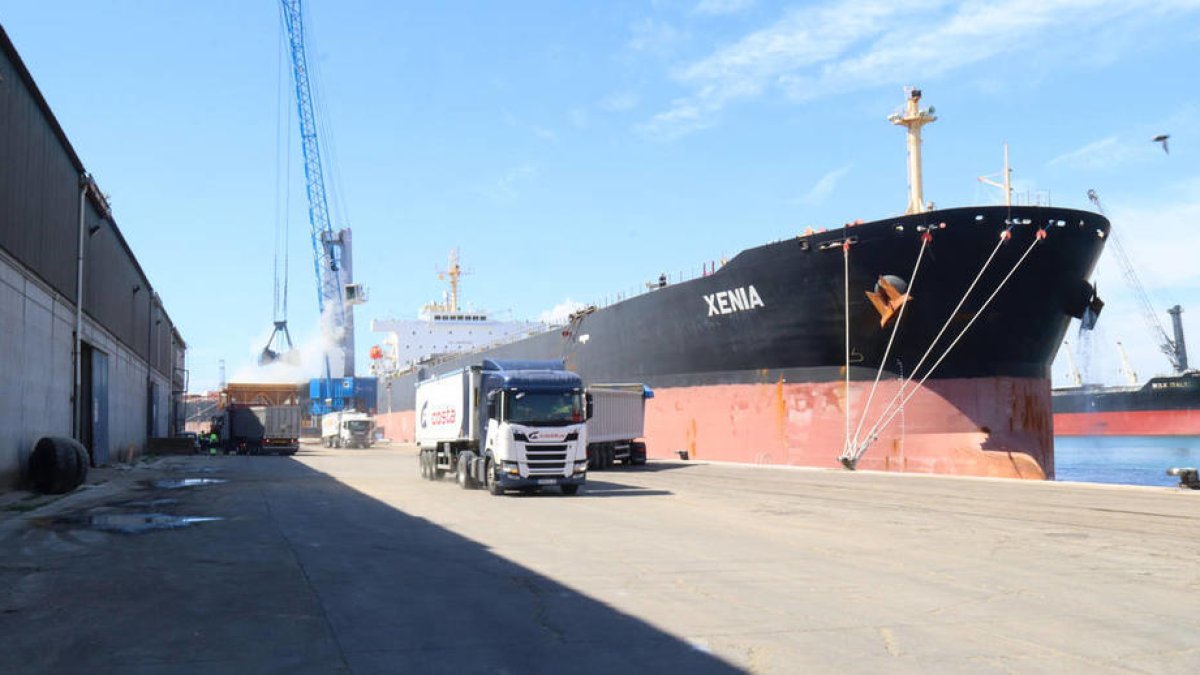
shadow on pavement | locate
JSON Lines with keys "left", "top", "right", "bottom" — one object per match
{"left": 0, "top": 455, "right": 740, "bottom": 674}
{"left": 576, "top": 479, "right": 672, "bottom": 498}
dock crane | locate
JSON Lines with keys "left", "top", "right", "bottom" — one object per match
{"left": 1086, "top": 189, "right": 1188, "bottom": 373}
{"left": 272, "top": 0, "right": 364, "bottom": 380}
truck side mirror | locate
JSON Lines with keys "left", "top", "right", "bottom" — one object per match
{"left": 585, "top": 392, "right": 594, "bottom": 420}
{"left": 486, "top": 391, "right": 498, "bottom": 420}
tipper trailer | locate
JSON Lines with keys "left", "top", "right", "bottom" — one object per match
{"left": 321, "top": 410, "right": 374, "bottom": 448}
{"left": 416, "top": 359, "right": 590, "bottom": 495}
{"left": 585, "top": 384, "right": 652, "bottom": 469}
{"left": 217, "top": 404, "right": 300, "bottom": 455}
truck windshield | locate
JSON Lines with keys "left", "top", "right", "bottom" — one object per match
{"left": 345, "top": 421, "right": 372, "bottom": 431}
{"left": 506, "top": 391, "right": 583, "bottom": 425}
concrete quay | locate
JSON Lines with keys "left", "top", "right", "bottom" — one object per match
{"left": 1, "top": 442, "right": 1197, "bottom": 673}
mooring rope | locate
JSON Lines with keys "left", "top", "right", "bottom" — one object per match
{"left": 841, "top": 226, "right": 1012, "bottom": 464}
{"left": 842, "top": 238, "right": 852, "bottom": 458}
{"left": 845, "top": 228, "right": 1047, "bottom": 466}
{"left": 849, "top": 229, "right": 933, "bottom": 452}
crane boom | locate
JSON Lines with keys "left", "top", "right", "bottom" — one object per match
{"left": 1086, "top": 189, "right": 1184, "bottom": 373}
{"left": 279, "top": 0, "right": 355, "bottom": 379}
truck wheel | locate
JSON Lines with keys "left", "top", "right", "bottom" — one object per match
{"left": 419, "top": 451, "right": 428, "bottom": 479}
{"left": 485, "top": 458, "right": 504, "bottom": 496}
{"left": 561, "top": 484, "right": 580, "bottom": 496}
{"left": 631, "top": 442, "right": 647, "bottom": 466}
{"left": 457, "top": 454, "right": 473, "bottom": 489}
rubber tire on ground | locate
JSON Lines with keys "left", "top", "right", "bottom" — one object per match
{"left": 485, "top": 458, "right": 504, "bottom": 496}
{"left": 457, "top": 453, "right": 473, "bottom": 489}
{"left": 28, "top": 437, "right": 89, "bottom": 495}
{"left": 419, "top": 450, "right": 429, "bottom": 479}
{"left": 561, "top": 484, "right": 580, "bottom": 496}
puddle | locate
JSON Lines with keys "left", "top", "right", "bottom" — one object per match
{"left": 40, "top": 513, "right": 223, "bottom": 534}
{"left": 150, "top": 478, "right": 228, "bottom": 489}
{"left": 118, "top": 498, "right": 179, "bottom": 508}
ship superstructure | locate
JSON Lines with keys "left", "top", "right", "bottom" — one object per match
{"left": 370, "top": 249, "right": 542, "bottom": 375}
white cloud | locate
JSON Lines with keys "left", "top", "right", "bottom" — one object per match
{"left": 538, "top": 298, "right": 585, "bottom": 326}
{"left": 532, "top": 126, "right": 558, "bottom": 142}
{"left": 695, "top": 0, "right": 755, "bottom": 15}
{"left": 600, "top": 91, "right": 639, "bottom": 112}
{"left": 797, "top": 165, "right": 853, "bottom": 205}
{"left": 1100, "top": 176, "right": 1200, "bottom": 291}
{"left": 1048, "top": 136, "right": 1151, "bottom": 170}
{"left": 486, "top": 164, "right": 538, "bottom": 201}
{"left": 628, "top": 17, "right": 683, "bottom": 55}
{"left": 644, "top": 0, "right": 1200, "bottom": 139}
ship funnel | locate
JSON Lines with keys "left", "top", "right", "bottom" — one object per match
{"left": 891, "top": 88, "right": 938, "bottom": 215}
{"left": 1168, "top": 305, "right": 1188, "bottom": 372}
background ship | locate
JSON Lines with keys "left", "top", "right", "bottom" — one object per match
{"left": 1053, "top": 305, "right": 1200, "bottom": 435}
{"left": 373, "top": 90, "right": 1110, "bottom": 479}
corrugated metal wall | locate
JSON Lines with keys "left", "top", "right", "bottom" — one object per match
{"left": 0, "top": 41, "right": 79, "bottom": 303}
{"left": 1, "top": 25, "right": 183, "bottom": 379}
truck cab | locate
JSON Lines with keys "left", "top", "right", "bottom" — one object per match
{"left": 481, "top": 364, "right": 589, "bottom": 493}
{"left": 416, "top": 359, "right": 590, "bottom": 495}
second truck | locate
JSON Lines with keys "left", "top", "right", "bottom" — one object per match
{"left": 416, "top": 359, "right": 590, "bottom": 495}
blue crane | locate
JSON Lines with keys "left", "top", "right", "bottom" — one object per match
{"left": 277, "top": 0, "right": 358, "bottom": 381}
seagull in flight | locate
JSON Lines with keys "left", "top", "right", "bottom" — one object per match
{"left": 1153, "top": 134, "right": 1170, "bottom": 154}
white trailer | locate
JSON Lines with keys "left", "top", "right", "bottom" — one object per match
{"left": 416, "top": 360, "right": 590, "bottom": 495}
{"left": 320, "top": 410, "right": 374, "bottom": 448}
{"left": 585, "top": 384, "right": 651, "bottom": 469}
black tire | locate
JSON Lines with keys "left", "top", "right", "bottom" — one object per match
{"left": 457, "top": 453, "right": 473, "bottom": 489}
{"left": 485, "top": 457, "right": 504, "bottom": 496}
{"left": 419, "top": 450, "right": 429, "bottom": 479}
{"left": 631, "top": 442, "right": 647, "bottom": 466}
{"left": 29, "top": 437, "right": 89, "bottom": 494}
{"left": 561, "top": 484, "right": 580, "bottom": 496}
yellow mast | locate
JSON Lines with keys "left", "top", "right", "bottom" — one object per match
{"left": 889, "top": 88, "right": 937, "bottom": 215}
{"left": 425, "top": 248, "right": 465, "bottom": 314}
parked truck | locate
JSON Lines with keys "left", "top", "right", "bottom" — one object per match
{"left": 320, "top": 410, "right": 374, "bottom": 448}
{"left": 216, "top": 404, "right": 300, "bottom": 456}
{"left": 585, "top": 384, "right": 652, "bottom": 469}
{"left": 416, "top": 359, "right": 590, "bottom": 495}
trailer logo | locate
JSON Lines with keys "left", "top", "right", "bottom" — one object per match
{"left": 527, "top": 430, "right": 566, "bottom": 442}
{"left": 420, "top": 402, "right": 457, "bottom": 428}
{"left": 704, "top": 285, "right": 765, "bottom": 317}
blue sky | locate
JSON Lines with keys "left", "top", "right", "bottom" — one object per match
{"left": 2, "top": 0, "right": 1198, "bottom": 391}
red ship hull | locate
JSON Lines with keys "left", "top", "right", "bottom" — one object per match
{"left": 379, "top": 375, "right": 1053, "bottom": 479}
{"left": 1054, "top": 409, "right": 1200, "bottom": 436}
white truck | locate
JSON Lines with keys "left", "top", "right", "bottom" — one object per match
{"left": 416, "top": 359, "right": 590, "bottom": 495}
{"left": 585, "top": 384, "right": 652, "bottom": 469}
{"left": 321, "top": 410, "right": 374, "bottom": 448}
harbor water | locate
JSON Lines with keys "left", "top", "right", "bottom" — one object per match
{"left": 1054, "top": 435, "right": 1200, "bottom": 487}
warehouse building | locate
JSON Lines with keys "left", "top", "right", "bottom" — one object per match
{"left": 0, "top": 24, "right": 186, "bottom": 488}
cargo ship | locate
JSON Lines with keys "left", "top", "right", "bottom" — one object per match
{"left": 1053, "top": 306, "right": 1200, "bottom": 435}
{"left": 373, "top": 90, "right": 1109, "bottom": 479}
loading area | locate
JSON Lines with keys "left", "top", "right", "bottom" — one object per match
{"left": 1, "top": 441, "right": 1196, "bottom": 673}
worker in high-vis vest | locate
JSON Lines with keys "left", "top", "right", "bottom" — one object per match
{"left": 208, "top": 432, "right": 219, "bottom": 456}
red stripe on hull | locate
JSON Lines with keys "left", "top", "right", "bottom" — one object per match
{"left": 644, "top": 377, "right": 1052, "bottom": 479}
{"left": 1054, "top": 410, "right": 1200, "bottom": 436}
{"left": 377, "top": 377, "right": 1053, "bottom": 479}
{"left": 376, "top": 411, "right": 416, "bottom": 443}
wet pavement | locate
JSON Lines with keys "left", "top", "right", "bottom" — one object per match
{"left": 0, "top": 447, "right": 736, "bottom": 674}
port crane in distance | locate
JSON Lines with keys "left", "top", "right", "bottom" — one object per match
{"left": 267, "top": 0, "right": 366, "bottom": 381}
{"left": 1086, "top": 189, "right": 1188, "bottom": 374}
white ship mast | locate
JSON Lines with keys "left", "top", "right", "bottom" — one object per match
{"left": 889, "top": 88, "right": 938, "bottom": 215}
